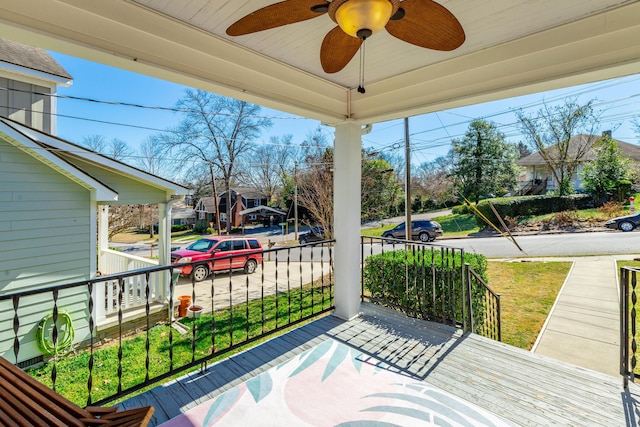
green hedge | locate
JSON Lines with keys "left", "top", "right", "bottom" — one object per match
{"left": 363, "top": 249, "right": 487, "bottom": 328}
{"left": 473, "top": 194, "right": 593, "bottom": 228}
{"left": 452, "top": 204, "right": 474, "bottom": 215}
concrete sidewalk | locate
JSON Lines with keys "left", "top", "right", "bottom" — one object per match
{"left": 531, "top": 255, "right": 638, "bottom": 376}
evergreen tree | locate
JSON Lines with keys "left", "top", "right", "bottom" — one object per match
{"left": 451, "top": 120, "right": 519, "bottom": 204}
{"left": 579, "top": 134, "right": 635, "bottom": 204}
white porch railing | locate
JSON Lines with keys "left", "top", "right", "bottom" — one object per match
{"left": 98, "top": 249, "right": 163, "bottom": 323}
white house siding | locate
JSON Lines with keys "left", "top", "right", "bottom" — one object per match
{"left": 0, "top": 138, "right": 92, "bottom": 363}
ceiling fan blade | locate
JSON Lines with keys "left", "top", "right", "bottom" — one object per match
{"left": 385, "top": 0, "right": 465, "bottom": 51}
{"left": 227, "top": 0, "right": 329, "bottom": 36}
{"left": 320, "top": 27, "right": 362, "bottom": 73}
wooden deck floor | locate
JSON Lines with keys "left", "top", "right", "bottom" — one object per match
{"left": 121, "top": 303, "right": 640, "bottom": 426}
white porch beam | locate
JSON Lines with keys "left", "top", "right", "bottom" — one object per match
{"left": 333, "top": 121, "right": 362, "bottom": 320}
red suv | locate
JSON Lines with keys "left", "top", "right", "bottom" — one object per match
{"left": 171, "top": 237, "right": 263, "bottom": 281}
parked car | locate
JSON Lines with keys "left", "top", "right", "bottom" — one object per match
{"left": 171, "top": 237, "right": 263, "bottom": 280}
{"left": 381, "top": 220, "right": 443, "bottom": 242}
{"left": 605, "top": 212, "right": 640, "bottom": 232}
{"left": 298, "top": 226, "right": 328, "bottom": 244}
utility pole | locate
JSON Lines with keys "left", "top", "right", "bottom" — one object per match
{"left": 209, "top": 163, "right": 222, "bottom": 235}
{"left": 404, "top": 117, "right": 411, "bottom": 240}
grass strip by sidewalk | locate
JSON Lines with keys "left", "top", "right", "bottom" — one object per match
{"left": 487, "top": 260, "right": 571, "bottom": 350}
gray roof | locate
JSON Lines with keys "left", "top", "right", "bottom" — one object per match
{"left": 196, "top": 197, "right": 218, "bottom": 213}
{"left": 239, "top": 206, "right": 286, "bottom": 216}
{"left": 517, "top": 134, "right": 640, "bottom": 166}
{"left": 0, "top": 38, "right": 72, "bottom": 80}
{"left": 219, "top": 187, "right": 268, "bottom": 200}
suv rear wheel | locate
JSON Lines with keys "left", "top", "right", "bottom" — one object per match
{"left": 244, "top": 259, "right": 258, "bottom": 274}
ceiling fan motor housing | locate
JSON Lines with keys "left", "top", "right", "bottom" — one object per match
{"left": 329, "top": 0, "right": 400, "bottom": 39}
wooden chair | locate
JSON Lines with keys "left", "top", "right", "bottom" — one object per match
{"left": 0, "top": 356, "right": 154, "bottom": 427}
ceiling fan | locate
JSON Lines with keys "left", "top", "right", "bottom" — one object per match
{"left": 226, "top": 0, "right": 465, "bottom": 74}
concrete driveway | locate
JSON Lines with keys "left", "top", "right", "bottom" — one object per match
{"left": 173, "top": 260, "right": 331, "bottom": 313}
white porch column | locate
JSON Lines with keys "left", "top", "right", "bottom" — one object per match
{"left": 157, "top": 200, "right": 173, "bottom": 302}
{"left": 157, "top": 200, "right": 171, "bottom": 267}
{"left": 333, "top": 121, "right": 362, "bottom": 320}
{"left": 95, "top": 204, "right": 108, "bottom": 323}
{"left": 97, "top": 205, "right": 109, "bottom": 273}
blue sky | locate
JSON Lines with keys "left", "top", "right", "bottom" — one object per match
{"left": 49, "top": 51, "right": 640, "bottom": 167}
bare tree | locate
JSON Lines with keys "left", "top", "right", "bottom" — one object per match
{"left": 415, "top": 154, "right": 456, "bottom": 207}
{"left": 108, "top": 204, "right": 157, "bottom": 239}
{"left": 80, "top": 135, "right": 134, "bottom": 162}
{"left": 81, "top": 134, "right": 107, "bottom": 153}
{"left": 160, "top": 89, "right": 272, "bottom": 233}
{"left": 298, "top": 126, "right": 329, "bottom": 163}
{"left": 296, "top": 147, "right": 334, "bottom": 236}
{"left": 136, "top": 135, "right": 175, "bottom": 179}
{"left": 516, "top": 99, "right": 601, "bottom": 195}
{"left": 239, "top": 135, "right": 295, "bottom": 202}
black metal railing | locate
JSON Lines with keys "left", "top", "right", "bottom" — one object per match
{"left": 360, "top": 236, "right": 501, "bottom": 340}
{"left": 620, "top": 266, "right": 640, "bottom": 388}
{"left": 466, "top": 266, "right": 501, "bottom": 341}
{"left": 0, "top": 241, "right": 334, "bottom": 407}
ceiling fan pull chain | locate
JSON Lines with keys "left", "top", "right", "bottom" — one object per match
{"left": 358, "top": 40, "right": 366, "bottom": 93}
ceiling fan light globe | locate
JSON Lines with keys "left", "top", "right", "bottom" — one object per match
{"left": 334, "top": 0, "right": 393, "bottom": 39}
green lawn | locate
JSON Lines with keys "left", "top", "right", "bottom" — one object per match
{"left": 28, "top": 284, "right": 332, "bottom": 406}
{"left": 487, "top": 261, "right": 570, "bottom": 349}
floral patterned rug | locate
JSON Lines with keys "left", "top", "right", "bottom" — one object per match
{"left": 160, "top": 339, "right": 514, "bottom": 427}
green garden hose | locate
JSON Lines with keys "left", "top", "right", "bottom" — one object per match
{"left": 36, "top": 311, "right": 75, "bottom": 356}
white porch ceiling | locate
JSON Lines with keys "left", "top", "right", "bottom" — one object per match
{"left": 0, "top": 0, "right": 639, "bottom": 125}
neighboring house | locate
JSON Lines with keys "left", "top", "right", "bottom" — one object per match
{"left": 0, "top": 37, "right": 72, "bottom": 135}
{"left": 0, "top": 117, "right": 188, "bottom": 364}
{"left": 0, "top": 40, "right": 189, "bottom": 364}
{"left": 171, "top": 200, "right": 196, "bottom": 227}
{"left": 195, "top": 188, "right": 270, "bottom": 228}
{"left": 516, "top": 133, "right": 640, "bottom": 194}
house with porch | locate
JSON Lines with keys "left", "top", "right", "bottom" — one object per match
{"left": 0, "top": 117, "right": 187, "bottom": 364}
{"left": 195, "top": 187, "right": 270, "bottom": 228}
{"left": 1, "top": 1, "right": 639, "bottom": 425}
{"left": 516, "top": 133, "right": 640, "bottom": 195}
{"left": 0, "top": 40, "right": 188, "bottom": 364}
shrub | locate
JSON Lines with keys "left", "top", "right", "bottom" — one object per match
{"left": 552, "top": 210, "right": 579, "bottom": 227}
{"left": 597, "top": 201, "right": 625, "bottom": 217}
{"left": 171, "top": 224, "right": 191, "bottom": 232}
{"left": 363, "top": 249, "right": 487, "bottom": 328}
{"left": 473, "top": 194, "right": 592, "bottom": 228}
{"left": 503, "top": 215, "right": 520, "bottom": 230}
{"left": 452, "top": 204, "right": 474, "bottom": 215}
{"left": 194, "top": 219, "right": 209, "bottom": 234}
